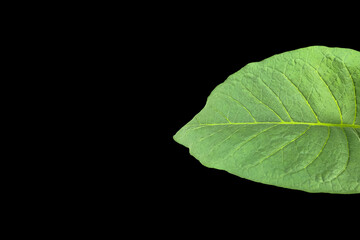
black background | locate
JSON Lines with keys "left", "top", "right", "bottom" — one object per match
{"left": 155, "top": 15, "right": 360, "bottom": 221}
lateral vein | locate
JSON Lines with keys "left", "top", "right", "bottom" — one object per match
{"left": 329, "top": 128, "right": 350, "bottom": 181}
{"left": 238, "top": 80, "right": 284, "bottom": 122}
{"left": 298, "top": 59, "right": 343, "bottom": 124}
{"left": 303, "top": 126, "right": 331, "bottom": 170}
{"left": 264, "top": 65, "right": 320, "bottom": 123}
{"left": 344, "top": 63, "right": 357, "bottom": 125}
{"left": 253, "top": 125, "right": 312, "bottom": 167}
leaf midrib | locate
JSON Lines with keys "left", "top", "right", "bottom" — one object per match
{"left": 196, "top": 121, "right": 360, "bottom": 129}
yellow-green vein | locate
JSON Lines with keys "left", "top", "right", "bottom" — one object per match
{"left": 209, "top": 105, "right": 231, "bottom": 123}
{"left": 195, "top": 121, "right": 360, "bottom": 129}
{"left": 251, "top": 73, "right": 293, "bottom": 122}
{"left": 265, "top": 65, "right": 320, "bottom": 123}
{"left": 238, "top": 80, "right": 284, "bottom": 122}
{"left": 225, "top": 125, "right": 278, "bottom": 160}
{"left": 303, "top": 126, "right": 331, "bottom": 170}
{"left": 344, "top": 61, "right": 357, "bottom": 125}
{"left": 214, "top": 92, "right": 257, "bottom": 122}
{"left": 252, "top": 125, "right": 312, "bottom": 167}
{"left": 298, "top": 59, "right": 343, "bottom": 124}
{"left": 203, "top": 127, "right": 244, "bottom": 158}
{"left": 328, "top": 127, "right": 350, "bottom": 181}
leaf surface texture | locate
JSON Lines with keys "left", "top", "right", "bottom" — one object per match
{"left": 174, "top": 46, "right": 360, "bottom": 194}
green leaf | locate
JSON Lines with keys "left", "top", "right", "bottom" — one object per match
{"left": 174, "top": 46, "right": 360, "bottom": 194}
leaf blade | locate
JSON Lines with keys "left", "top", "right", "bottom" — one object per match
{"left": 174, "top": 46, "right": 360, "bottom": 194}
